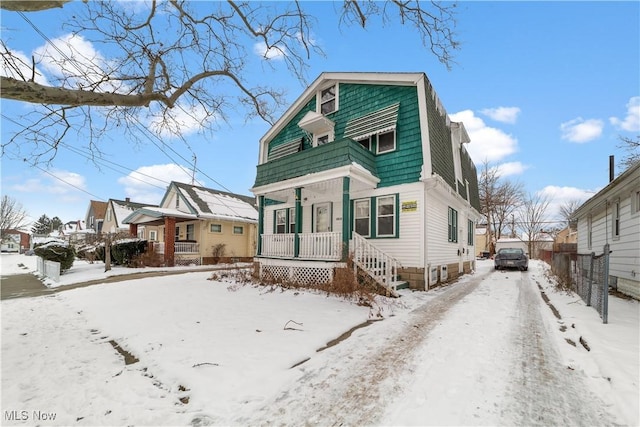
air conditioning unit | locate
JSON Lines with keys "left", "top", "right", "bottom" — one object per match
{"left": 429, "top": 266, "right": 439, "bottom": 285}
{"left": 440, "top": 265, "right": 448, "bottom": 281}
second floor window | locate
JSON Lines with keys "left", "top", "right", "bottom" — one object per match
{"left": 377, "top": 130, "right": 396, "bottom": 154}
{"left": 320, "top": 85, "right": 336, "bottom": 115}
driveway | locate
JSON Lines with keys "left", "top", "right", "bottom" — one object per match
{"left": 0, "top": 266, "right": 232, "bottom": 300}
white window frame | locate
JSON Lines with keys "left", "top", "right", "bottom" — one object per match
{"left": 633, "top": 190, "right": 640, "bottom": 215}
{"left": 288, "top": 207, "right": 296, "bottom": 233}
{"left": 376, "top": 130, "right": 396, "bottom": 154}
{"left": 314, "top": 202, "right": 332, "bottom": 233}
{"left": 354, "top": 199, "right": 371, "bottom": 237}
{"left": 448, "top": 207, "right": 458, "bottom": 243}
{"left": 587, "top": 214, "right": 593, "bottom": 249}
{"left": 612, "top": 199, "right": 620, "bottom": 239}
{"left": 149, "top": 230, "right": 157, "bottom": 241}
{"left": 210, "top": 223, "right": 222, "bottom": 233}
{"left": 314, "top": 130, "right": 334, "bottom": 147}
{"left": 233, "top": 225, "right": 244, "bottom": 235}
{"left": 275, "top": 208, "right": 287, "bottom": 234}
{"left": 376, "top": 195, "right": 396, "bottom": 237}
{"left": 467, "top": 219, "right": 474, "bottom": 246}
{"left": 318, "top": 84, "right": 338, "bottom": 115}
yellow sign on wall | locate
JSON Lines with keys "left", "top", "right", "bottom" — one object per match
{"left": 401, "top": 200, "right": 418, "bottom": 212}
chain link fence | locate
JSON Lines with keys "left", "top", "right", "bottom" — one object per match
{"left": 570, "top": 244, "right": 610, "bottom": 324}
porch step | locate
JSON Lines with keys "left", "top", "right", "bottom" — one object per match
{"left": 390, "top": 280, "right": 409, "bottom": 291}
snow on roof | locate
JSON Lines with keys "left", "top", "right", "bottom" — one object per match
{"left": 180, "top": 186, "right": 258, "bottom": 223}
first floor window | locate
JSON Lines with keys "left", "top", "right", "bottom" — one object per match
{"left": 275, "top": 209, "right": 287, "bottom": 234}
{"left": 186, "top": 224, "right": 195, "bottom": 240}
{"left": 634, "top": 190, "right": 640, "bottom": 214}
{"left": 377, "top": 196, "right": 395, "bottom": 236}
{"left": 612, "top": 200, "right": 620, "bottom": 238}
{"left": 467, "top": 219, "right": 474, "bottom": 246}
{"left": 233, "top": 225, "right": 244, "bottom": 235}
{"left": 175, "top": 226, "right": 180, "bottom": 241}
{"left": 288, "top": 207, "right": 296, "bottom": 233}
{"left": 210, "top": 223, "right": 222, "bottom": 233}
{"left": 149, "top": 230, "right": 157, "bottom": 241}
{"left": 354, "top": 199, "right": 370, "bottom": 236}
{"left": 448, "top": 207, "right": 458, "bottom": 243}
{"left": 587, "top": 215, "right": 593, "bottom": 249}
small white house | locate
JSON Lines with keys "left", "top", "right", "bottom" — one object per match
{"left": 572, "top": 162, "right": 640, "bottom": 300}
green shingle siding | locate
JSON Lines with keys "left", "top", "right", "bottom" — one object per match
{"left": 262, "top": 83, "right": 423, "bottom": 188}
{"left": 460, "top": 147, "right": 481, "bottom": 212}
{"left": 254, "top": 138, "right": 377, "bottom": 187}
{"left": 424, "top": 81, "right": 456, "bottom": 190}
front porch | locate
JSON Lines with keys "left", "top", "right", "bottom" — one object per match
{"left": 261, "top": 231, "right": 342, "bottom": 261}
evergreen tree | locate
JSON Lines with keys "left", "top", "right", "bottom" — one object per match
{"left": 51, "top": 216, "right": 63, "bottom": 232}
{"left": 31, "top": 214, "right": 52, "bottom": 235}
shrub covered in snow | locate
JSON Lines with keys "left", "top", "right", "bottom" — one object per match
{"left": 34, "top": 241, "right": 75, "bottom": 272}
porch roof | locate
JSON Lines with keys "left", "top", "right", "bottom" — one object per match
{"left": 122, "top": 207, "right": 197, "bottom": 225}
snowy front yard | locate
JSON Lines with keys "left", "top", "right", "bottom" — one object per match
{"left": 1, "top": 254, "right": 638, "bottom": 426}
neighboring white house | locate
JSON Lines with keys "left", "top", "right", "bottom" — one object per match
{"left": 572, "top": 162, "right": 640, "bottom": 300}
{"left": 250, "top": 72, "right": 482, "bottom": 291}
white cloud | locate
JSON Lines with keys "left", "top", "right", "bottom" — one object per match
{"left": 496, "top": 161, "right": 528, "bottom": 177}
{"left": 117, "top": 164, "right": 202, "bottom": 204}
{"left": 560, "top": 117, "right": 604, "bottom": 143}
{"left": 0, "top": 48, "right": 49, "bottom": 85}
{"left": 537, "top": 185, "right": 596, "bottom": 221}
{"left": 11, "top": 170, "right": 86, "bottom": 197}
{"left": 480, "top": 107, "right": 521, "bottom": 124}
{"left": 33, "top": 33, "right": 124, "bottom": 93}
{"left": 610, "top": 96, "right": 640, "bottom": 132}
{"left": 145, "top": 103, "right": 212, "bottom": 138}
{"left": 253, "top": 41, "right": 287, "bottom": 60}
{"left": 450, "top": 110, "right": 518, "bottom": 163}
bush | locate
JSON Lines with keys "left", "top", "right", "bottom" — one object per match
{"left": 34, "top": 242, "right": 75, "bottom": 272}
{"left": 110, "top": 238, "right": 148, "bottom": 266}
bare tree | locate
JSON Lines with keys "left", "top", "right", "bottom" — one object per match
{"left": 517, "top": 192, "right": 550, "bottom": 259}
{"left": 1, "top": 1, "right": 460, "bottom": 164}
{"left": 0, "top": 195, "right": 30, "bottom": 238}
{"left": 617, "top": 135, "right": 640, "bottom": 171}
{"left": 558, "top": 199, "right": 583, "bottom": 230}
{"left": 477, "top": 160, "right": 524, "bottom": 254}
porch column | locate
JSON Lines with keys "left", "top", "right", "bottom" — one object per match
{"left": 129, "top": 223, "right": 138, "bottom": 237}
{"left": 294, "top": 188, "right": 302, "bottom": 258}
{"left": 164, "top": 216, "right": 176, "bottom": 267}
{"left": 257, "top": 196, "right": 264, "bottom": 256}
{"left": 342, "top": 177, "right": 350, "bottom": 261}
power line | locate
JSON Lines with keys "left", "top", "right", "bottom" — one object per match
{"left": 32, "top": 163, "right": 105, "bottom": 201}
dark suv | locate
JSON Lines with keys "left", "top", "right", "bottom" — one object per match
{"left": 494, "top": 248, "right": 528, "bottom": 271}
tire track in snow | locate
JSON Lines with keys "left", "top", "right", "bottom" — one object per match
{"left": 238, "top": 272, "right": 489, "bottom": 426}
{"left": 500, "top": 273, "right": 617, "bottom": 426}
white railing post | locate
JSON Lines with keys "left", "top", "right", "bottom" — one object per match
{"left": 351, "top": 232, "right": 401, "bottom": 290}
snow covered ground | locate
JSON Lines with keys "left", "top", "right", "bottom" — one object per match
{"left": 1, "top": 253, "right": 638, "bottom": 426}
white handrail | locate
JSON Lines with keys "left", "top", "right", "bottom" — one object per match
{"left": 351, "top": 232, "right": 401, "bottom": 289}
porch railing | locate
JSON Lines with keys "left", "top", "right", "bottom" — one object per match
{"left": 351, "top": 232, "right": 401, "bottom": 290}
{"left": 153, "top": 241, "right": 200, "bottom": 254}
{"left": 261, "top": 232, "right": 341, "bottom": 260}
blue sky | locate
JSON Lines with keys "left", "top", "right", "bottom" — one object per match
{"left": 1, "top": 1, "right": 639, "bottom": 227}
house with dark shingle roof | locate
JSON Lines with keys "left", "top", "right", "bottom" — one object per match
{"left": 123, "top": 181, "right": 258, "bottom": 266}
{"left": 84, "top": 200, "right": 108, "bottom": 234}
{"left": 250, "top": 72, "right": 481, "bottom": 292}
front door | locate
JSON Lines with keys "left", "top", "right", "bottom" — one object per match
{"left": 314, "top": 202, "right": 331, "bottom": 232}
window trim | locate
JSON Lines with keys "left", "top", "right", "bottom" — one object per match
{"left": 275, "top": 208, "right": 287, "bottom": 234}
{"left": 376, "top": 195, "right": 396, "bottom": 237}
{"left": 612, "top": 199, "right": 621, "bottom": 239}
{"left": 313, "top": 202, "right": 332, "bottom": 233}
{"left": 210, "top": 223, "right": 222, "bottom": 233}
{"left": 233, "top": 225, "right": 244, "bottom": 235}
{"left": 149, "top": 230, "right": 157, "bottom": 241}
{"left": 376, "top": 130, "right": 396, "bottom": 154}
{"left": 353, "top": 198, "right": 371, "bottom": 237}
{"left": 587, "top": 214, "right": 593, "bottom": 249}
{"left": 448, "top": 207, "right": 458, "bottom": 243}
{"left": 288, "top": 207, "right": 296, "bottom": 234}
{"left": 633, "top": 190, "right": 640, "bottom": 215}
{"left": 318, "top": 83, "right": 338, "bottom": 115}
{"left": 467, "top": 219, "right": 474, "bottom": 246}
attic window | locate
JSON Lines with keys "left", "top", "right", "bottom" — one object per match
{"left": 320, "top": 84, "right": 337, "bottom": 115}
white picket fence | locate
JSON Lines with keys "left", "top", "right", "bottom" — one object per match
{"left": 36, "top": 256, "right": 61, "bottom": 282}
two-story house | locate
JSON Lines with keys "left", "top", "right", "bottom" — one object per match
{"left": 250, "top": 72, "right": 481, "bottom": 292}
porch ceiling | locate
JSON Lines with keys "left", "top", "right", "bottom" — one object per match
{"left": 254, "top": 164, "right": 379, "bottom": 202}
